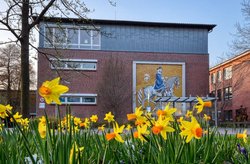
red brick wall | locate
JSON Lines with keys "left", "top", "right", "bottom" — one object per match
{"left": 209, "top": 52, "right": 250, "bottom": 121}
{"left": 37, "top": 49, "right": 209, "bottom": 121}
{"left": 232, "top": 61, "right": 250, "bottom": 120}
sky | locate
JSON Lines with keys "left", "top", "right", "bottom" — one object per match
{"left": 0, "top": 1, "right": 245, "bottom": 67}
{"left": 83, "top": 0, "right": 245, "bottom": 66}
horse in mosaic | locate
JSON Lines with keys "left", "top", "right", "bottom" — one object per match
{"left": 138, "top": 76, "right": 180, "bottom": 107}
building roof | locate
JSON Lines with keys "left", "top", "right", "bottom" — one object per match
{"left": 210, "top": 50, "right": 250, "bottom": 71}
{"left": 36, "top": 16, "right": 216, "bottom": 32}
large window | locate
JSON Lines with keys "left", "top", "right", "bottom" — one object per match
{"left": 224, "top": 86, "right": 232, "bottom": 100}
{"left": 217, "top": 70, "right": 222, "bottom": 82}
{"left": 224, "top": 110, "right": 233, "bottom": 121}
{"left": 223, "top": 67, "right": 232, "bottom": 80}
{"left": 44, "top": 26, "right": 101, "bottom": 50}
{"left": 50, "top": 58, "right": 97, "bottom": 71}
{"left": 60, "top": 93, "right": 97, "bottom": 105}
{"left": 211, "top": 73, "right": 216, "bottom": 84}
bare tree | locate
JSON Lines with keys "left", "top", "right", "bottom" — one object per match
{"left": 232, "top": 0, "right": 250, "bottom": 53}
{"left": 0, "top": 44, "right": 20, "bottom": 104}
{"left": 0, "top": 0, "right": 92, "bottom": 117}
{"left": 97, "top": 56, "right": 130, "bottom": 122}
{"left": 0, "top": 44, "right": 35, "bottom": 108}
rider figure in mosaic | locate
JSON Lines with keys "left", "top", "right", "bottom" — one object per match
{"left": 153, "top": 66, "right": 166, "bottom": 96}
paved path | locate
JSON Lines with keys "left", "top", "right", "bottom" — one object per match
{"left": 216, "top": 127, "right": 250, "bottom": 135}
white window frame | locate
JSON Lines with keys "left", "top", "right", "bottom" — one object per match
{"left": 211, "top": 73, "right": 216, "bottom": 84}
{"left": 60, "top": 93, "right": 97, "bottom": 105}
{"left": 217, "top": 70, "right": 222, "bottom": 82}
{"left": 223, "top": 67, "right": 232, "bottom": 80}
{"left": 224, "top": 86, "right": 232, "bottom": 100}
{"left": 44, "top": 25, "right": 101, "bottom": 50}
{"left": 50, "top": 58, "right": 97, "bottom": 71}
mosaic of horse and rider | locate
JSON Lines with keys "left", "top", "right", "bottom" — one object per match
{"left": 137, "top": 66, "right": 181, "bottom": 106}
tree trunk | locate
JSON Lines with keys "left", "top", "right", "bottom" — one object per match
{"left": 7, "top": 58, "right": 11, "bottom": 104}
{"left": 20, "top": 0, "right": 30, "bottom": 118}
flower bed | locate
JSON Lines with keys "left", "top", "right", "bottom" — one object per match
{"left": 0, "top": 77, "right": 248, "bottom": 163}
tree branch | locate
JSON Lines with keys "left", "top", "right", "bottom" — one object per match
{"left": 29, "top": 0, "right": 56, "bottom": 30}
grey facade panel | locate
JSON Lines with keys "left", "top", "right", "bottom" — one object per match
{"left": 38, "top": 22, "right": 209, "bottom": 54}
{"left": 101, "top": 25, "right": 208, "bottom": 54}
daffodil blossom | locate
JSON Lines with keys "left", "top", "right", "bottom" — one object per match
{"left": 180, "top": 116, "right": 203, "bottom": 143}
{"left": 106, "top": 122, "right": 125, "bottom": 143}
{"left": 39, "top": 77, "right": 69, "bottom": 105}
{"left": 194, "top": 97, "right": 212, "bottom": 114}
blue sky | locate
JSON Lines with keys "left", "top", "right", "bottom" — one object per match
{"left": 0, "top": 1, "right": 244, "bottom": 67}
{"left": 84, "top": 0, "right": 245, "bottom": 66}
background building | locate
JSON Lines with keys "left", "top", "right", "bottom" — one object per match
{"left": 0, "top": 90, "right": 36, "bottom": 116}
{"left": 209, "top": 50, "right": 250, "bottom": 122}
{"left": 37, "top": 17, "right": 215, "bottom": 121}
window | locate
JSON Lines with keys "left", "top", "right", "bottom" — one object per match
{"left": 211, "top": 73, "right": 216, "bottom": 84}
{"left": 224, "top": 110, "right": 233, "bottom": 121}
{"left": 223, "top": 67, "right": 232, "bottom": 80}
{"left": 50, "top": 58, "right": 97, "bottom": 70}
{"left": 217, "top": 70, "right": 222, "bottom": 82}
{"left": 59, "top": 93, "right": 97, "bottom": 105}
{"left": 54, "top": 27, "right": 67, "bottom": 45}
{"left": 67, "top": 28, "right": 79, "bottom": 47}
{"left": 224, "top": 86, "right": 232, "bottom": 100}
{"left": 44, "top": 26, "right": 100, "bottom": 50}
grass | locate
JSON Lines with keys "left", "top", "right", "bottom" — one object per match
{"left": 0, "top": 107, "right": 249, "bottom": 164}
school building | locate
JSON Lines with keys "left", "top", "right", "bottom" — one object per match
{"left": 36, "top": 17, "right": 215, "bottom": 121}
{"left": 209, "top": 50, "right": 250, "bottom": 122}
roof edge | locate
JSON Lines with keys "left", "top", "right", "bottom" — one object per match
{"left": 210, "top": 50, "right": 250, "bottom": 70}
{"left": 33, "top": 16, "right": 216, "bottom": 31}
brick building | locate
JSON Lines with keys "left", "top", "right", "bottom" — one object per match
{"left": 209, "top": 50, "right": 250, "bottom": 122}
{"left": 36, "top": 17, "right": 215, "bottom": 121}
{"left": 0, "top": 90, "right": 36, "bottom": 116}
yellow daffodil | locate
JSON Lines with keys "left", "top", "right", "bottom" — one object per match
{"left": 0, "top": 104, "right": 12, "bottom": 119}
{"left": 177, "top": 117, "right": 185, "bottom": 131}
{"left": 69, "top": 142, "right": 84, "bottom": 164}
{"left": 135, "top": 116, "right": 150, "bottom": 127}
{"left": 104, "top": 112, "right": 115, "bottom": 123}
{"left": 38, "top": 116, "right": 47, "bottom": 138}
{"left": 38, "top": 122, "right": 46, "bottom": 139}
{"left": 10, "top": 112, "right": 22, "bottom": 123}
{"left": 180, "top": 116, "right": 203, "bottom": 143}
{"left": 237, "top": 130, "right": 248, "bottom": 143}
{"left": 134, "top": 124, "right": 150, "bottom": 143}
{"left": 90, "top": 115, "right": 98, "bottom": 122}
{"left": 84, "top": 118, "right": 90, "bottom": 128}
{"left": 127, "top": 106, "right": 143, "bottom": 121}
{"left": 98, "top": 124, "right": 105, "bottom": 131}
{"left": 194, "top": 97, "right": 212, "bottom": 114}
{"left": 80, "top": 118, "right": 90, "bottom": 128}
{"left": 20, "top": 118, "right": 29, "bottom": 130}
{"left": 152, "top": 116, "right": 175, "bottom": 140}
{"left": 0, "top": 123, "right": 4, "bottom": 131}
{"left": 105, "top": 122, "right": 125, "bottom": 143}
{"left": 203, "top": 114, "right": 211, "bottom": 121}
{"left": 39, "top": 77, "right": 69, "bottom": 105}
{"left": 177, "top": 116, "right": 184, "bottom": 123}
{"left": 156, "top": 103, "right": 177, "bottom": 121}
{"left": 74, "top": 117, "right": 82, "bottom": 126}
{"left": 185, "top": 110, "right": 193, "bottom": 118}
{"left": 126, "top": 124, "right": 132, "bottom": 131}
{"left": 39, "top": 116, "right": 46, "bottom": 124}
